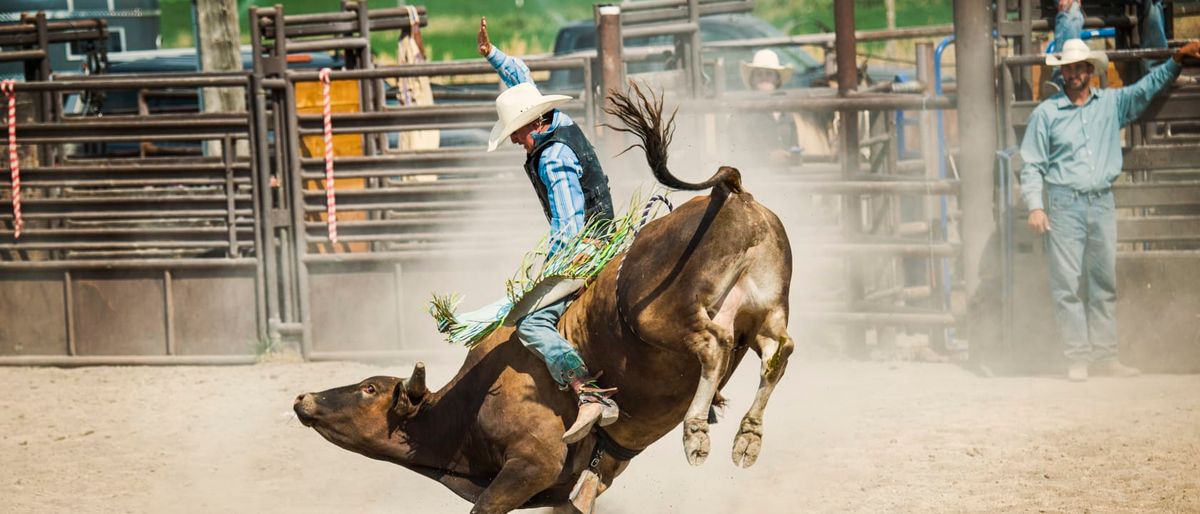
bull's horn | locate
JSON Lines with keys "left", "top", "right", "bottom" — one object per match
{"left": 406, "top": 362, "right": 427, "bottom": 400}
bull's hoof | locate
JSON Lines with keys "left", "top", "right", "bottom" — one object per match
{"left": 731, "top": 416, "right": 764, "bottom": 468}
{"left": 682, "top": 418, "right": 710, "bottom": 466}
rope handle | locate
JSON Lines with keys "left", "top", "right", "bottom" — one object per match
{"left": 318, "top": 68, "right": 338, "bottom": 243}
{"left": 1, "top": 79, "right": 20, "bottom": 240}
{"left": 635, "top": 194, "right": 673, "bottom": 234}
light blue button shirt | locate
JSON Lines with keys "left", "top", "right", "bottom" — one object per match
{"left": 1019, "top": 58, "right": 1180, "bottom": 211}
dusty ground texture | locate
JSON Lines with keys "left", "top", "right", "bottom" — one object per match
{"left": 2, "top": 358, "right": 1198, "bottom": 513}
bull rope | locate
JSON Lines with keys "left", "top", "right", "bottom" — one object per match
{"left": 613, "top": 194, "right": 674, "bottom": 342}
{"left": 1, "top": 79, "right": 21, "bottom": 239}
{"left": 319, "top": 67, "right": 338, "bottom": 243}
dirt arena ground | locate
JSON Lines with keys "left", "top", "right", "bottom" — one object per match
{"left": 2, "top": 357, "right": 1198, "bottom": 513}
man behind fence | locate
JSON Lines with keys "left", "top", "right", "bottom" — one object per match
{"left": 1019, "top": 0, "right": 1200, "bottom": 381}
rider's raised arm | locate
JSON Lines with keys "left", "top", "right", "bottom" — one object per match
{"left": 478, "top": 16, "right": 534, "bottom": 88}
{"left": 487, "top": 47, "right": 534, "bottom": 88}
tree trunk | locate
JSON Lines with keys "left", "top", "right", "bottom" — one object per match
{"left": 194, "top": 0, "right": 245, "bottom": 157}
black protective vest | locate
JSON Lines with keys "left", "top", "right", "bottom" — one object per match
{"left": 523, "top": 122, "right": 615, "bottom": 225}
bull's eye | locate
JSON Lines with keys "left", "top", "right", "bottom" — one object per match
{"left": 362, "top": 384, "right": 377, "bottom": 395}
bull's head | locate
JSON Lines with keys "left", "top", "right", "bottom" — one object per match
{"left": 294, "top": 362, "right": 428, "bottom": 456}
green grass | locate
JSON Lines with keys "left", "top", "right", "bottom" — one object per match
{"left": 160, "top": 0, "right": 953, "bottom": 60}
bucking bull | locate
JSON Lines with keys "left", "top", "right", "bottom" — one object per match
{"left": 294, "top": 85, "right": 795, "bottom": 514}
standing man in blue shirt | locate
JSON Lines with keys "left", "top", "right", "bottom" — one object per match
{"left": 478, "top": 17, "right": 618, "bottom": 442}
{"left": 1020, "top": 0, "right": 1200, "bottom": 381}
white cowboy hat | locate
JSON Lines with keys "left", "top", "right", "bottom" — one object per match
{"left": 1045, "top": 38, "right": 1108, "bottom": 70}
{"left": 487, "top": 82, "right": 572, "bottom": 152}
{"left": 740, "top": 49, "right": 794, "bottom": 88}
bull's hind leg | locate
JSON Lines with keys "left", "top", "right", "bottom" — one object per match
{"left": 732, "top": 307, "right": 794, "bottom": 468}
{"left": 681, "top": 309, "right": 736, "bottom": 466}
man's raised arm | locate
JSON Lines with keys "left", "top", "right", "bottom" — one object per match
{"left": 1116, "top": 41, "right": 1200, "bottom": 126}
{"left": 477, "top": 16, "right": 533, "bottom": 88}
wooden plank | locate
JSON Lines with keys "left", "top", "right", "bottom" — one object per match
{"left": 1117, "top": 216, "right": 1200, "bottom": 241}
{"left": 1123, "top": 145, "right": 1200, "bottom": 170}
{"left": 1114, "top": 182, "right": 1200, "bottom": 207}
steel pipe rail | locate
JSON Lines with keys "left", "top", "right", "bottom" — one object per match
{"left": 795, "top": 310, "right": 957, "bottom": 326}
{"left": 11, "top": 115, "right": 250, "bottom": 143}
{"left": 294, "top": 102, "right": 587, "bottom": 134}
{"left": 258, "top": 9, "right": 427, "bottom": 38}
{"left": 13, "top": 75, "right": 251, "bottom": 91}
{"left": 679, "top": 93, "right": 955, "bottom": 112}
{"left": 0, "top": 18, "right": 104, "bottom": 33}
{"left": 623, "top": 21, "right": 699, "bottom": 39}
{"left": 11, "top": 28, "right": 107, "bottom": 46}
{"left": 302, "top": 198, "right": 531, "bottom": 215}
{"left": 302, "top": 167, "right": 515, "bottom": 180}
{"left": 287, "top": 57, "right": 589, "bottom": 82}
{"left": 0, "top": 49, "right": 47, "bottom": 62}
{"left": 1003, "top": 47, "right": 1182, "bottom": 66}
{"left": 755, "top": 179, "right": 961, "bottom": 195}
{"left": 0, "top": 355, "right": 258, "bottom": 367}
{"left": 619, "top": 0, "right": 751, "bottom": 25}
{"left": 705, "top": 24, "right": 956, "bottom": 49}
{"left": 0, "top": 258, "right": 257, "bottom": 271}
{"left": 795, "top": 239, "right": 959, "bottom": 256}
{"left": 0, "top": 208, "right": 254, "bottom": 221}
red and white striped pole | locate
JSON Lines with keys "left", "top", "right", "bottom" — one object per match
{"left": 1, "top": 79, "right": 20, "bottom": 240}
{"left": 319, "top": 68, "right": 338, "bottom": 243}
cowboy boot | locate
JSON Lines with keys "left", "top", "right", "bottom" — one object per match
{"left": 562, "top": 377, "right": 619, "bottom": 444}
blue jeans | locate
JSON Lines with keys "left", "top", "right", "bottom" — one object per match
{"left": 1044, "top": 185, "right": 1118, "bottom": 363}
{"left": 516, "top": 296, "right": 587, "bottom": 387}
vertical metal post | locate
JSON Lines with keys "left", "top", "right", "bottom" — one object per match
{"left": 596, "top": 5, "right": 624, "bottom": 153}
{"left": 223, "top": 135, "right": 238, "bottom": 257}
{"left": 582, "top": 56, "right": 595, "bottom": 134}
{"left": 284, "top": 78, "right": 314, "bottom": 359}
{"left": 34, "top": 12, "right": 51, "bottom": 165}
{"left": 835, "top": 0, "right": 866, "bottom": 357}
{"left": 164, "top": 269, "right": 176, "bottom": 356}
{"left": 953, "top": 0, "right": 998, "bottom": 325}
{"left": 915, "top": 42, "right": 942, "bottom": 344}
{"left": 248, "top": 5, "right": 279, "bottom": 343}
{"left": 272, "top": 4, "right": 300, "bottom": 330}
{"left": 686, "top": 0, "right": 702, "bottom": 97}
{"left": 64, "top": 271, "right": 76, "bottom": 356}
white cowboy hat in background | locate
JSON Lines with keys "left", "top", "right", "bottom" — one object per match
{"left": 488, "top": 82, "right": 572, "bottom": 152}
{"left": 740, "top": 49, "right": 794, "bottom": 88}
{"left": 1045, "top": 38, "right": 1108, "bottom": 70}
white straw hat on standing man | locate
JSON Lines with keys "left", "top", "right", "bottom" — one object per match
{"left": 1045, "top": 38, "right": 1108, "bottom": 70}
{"left": 740, "top": 49, "right": 794, "bottom": 88}
{"left": 487, "top": 82, "right": 572, "bottom": 152}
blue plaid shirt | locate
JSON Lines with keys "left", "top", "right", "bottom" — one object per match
{"left": 488, "top": 47, "right": 586, "bottom": 257}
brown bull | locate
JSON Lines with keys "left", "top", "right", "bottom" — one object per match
{"left": 293, "top": 85, "right": 795, "bottom": 514}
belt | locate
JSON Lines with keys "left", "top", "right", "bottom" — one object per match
{"left": 1047, "top": 184, "right": 1111, "bottom": 198}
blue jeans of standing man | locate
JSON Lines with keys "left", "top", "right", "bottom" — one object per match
{"left": 1045, "top": 185, "right": 1118, "bottom": 363}
{"left": 516, "top": 296, "right": 587, "bottom": 387}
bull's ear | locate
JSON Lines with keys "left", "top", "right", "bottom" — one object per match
{"left": 405, "top": 362, "right": 428, "bottom": 402}
{"left": 391, "top": 380, "right": 412, "bottom": 417}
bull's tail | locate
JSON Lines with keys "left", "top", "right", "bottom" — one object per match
{"left": 604, "top": 81, "right": 743, "bottom": 193}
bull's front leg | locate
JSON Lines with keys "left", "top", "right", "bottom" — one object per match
{"left": 732, "top": 307, "right": 794, "bottom": 468}
{"left": 470, "top": 456, "right": 559, "bottom": 514}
